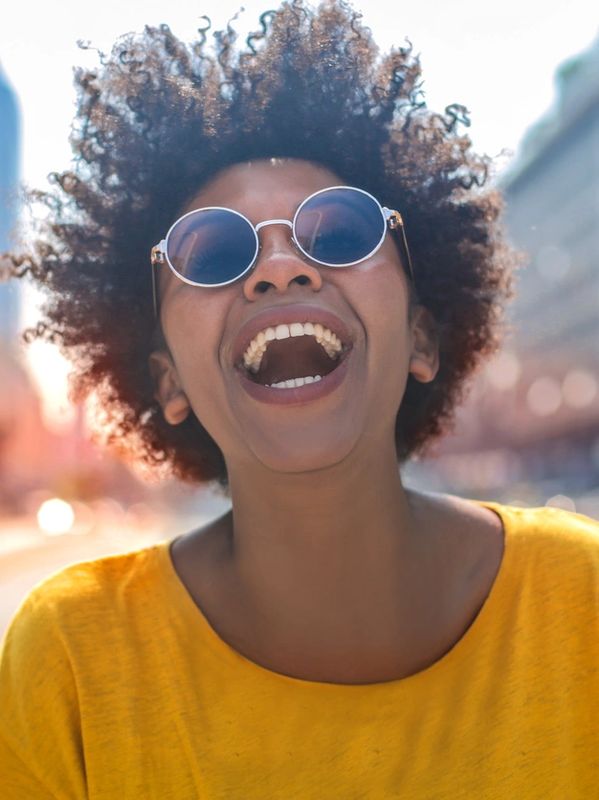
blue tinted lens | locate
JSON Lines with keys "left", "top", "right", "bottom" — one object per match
{"left": 294, "top": 188, "right": 385, "bottom": 266}
{"left": 167, "top": 209, "right": 257, "bottom": 285}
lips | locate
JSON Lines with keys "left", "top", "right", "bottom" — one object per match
{"left": 230, "top": 303, "right": 354, "bottom": 369}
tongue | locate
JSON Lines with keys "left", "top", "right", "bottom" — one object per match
{"left": 256, "top": 338, "right": 337, "bottom": 385}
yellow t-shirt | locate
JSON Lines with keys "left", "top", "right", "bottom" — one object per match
{"left": 1, "top": 501, "right": 598, "bottom": 799}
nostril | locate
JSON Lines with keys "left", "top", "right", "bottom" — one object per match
{"left": 254, "top": 275, "right": 310, "bottom": 294}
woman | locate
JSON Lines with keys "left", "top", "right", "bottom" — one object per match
{"left": 1, "top": 1, "right": 598, "bottom": 797}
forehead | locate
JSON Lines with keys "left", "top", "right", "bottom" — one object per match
{"left": 182, "top": 158, "right": 344, "bottom": 215}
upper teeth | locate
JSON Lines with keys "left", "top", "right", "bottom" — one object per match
{"left": 242, "top": 323, "right": 344, "bottom": 374}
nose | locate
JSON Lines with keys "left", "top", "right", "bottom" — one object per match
{"left": 242, "top": 220, "right": 323, "bottom": 300}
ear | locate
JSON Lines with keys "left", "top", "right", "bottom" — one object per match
{"left": 408, "top": 306, "right": 439, "bottom": 384}
{"left": 148, "top": 349, "right": 191, "bottom": 426}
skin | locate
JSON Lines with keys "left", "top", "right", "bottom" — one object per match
{"left": 150, "top": 158, "right": 505, "bottom": 684}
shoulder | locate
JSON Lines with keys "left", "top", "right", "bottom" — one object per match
{"left": 488, "top": 501, "right": 599, "bottom": 558}
{"left": 1, "top": 542, "right": 170, "bottom": 740}
{"left": 0, "top": 547, "right": 168, "bottom": 797}
{"left": 481, "top": 502, "right": 599, "bottom": 608}
{"left": 2, "top": 542, "right": 168, "bottom": 658}
{"left": 42, "top": 540, "right": 163, "bottom": 597}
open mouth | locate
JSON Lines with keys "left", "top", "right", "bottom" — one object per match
{"left": 236, "top": 331, "right": 353, "bottom": 389}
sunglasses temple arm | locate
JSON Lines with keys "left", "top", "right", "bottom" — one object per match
{"left": 151, "top": 264, "right": 159, "bottom": 317}
{"left": 386, "top": 210, "right": 416, "bottom": 288}
{"left": 150, "top": 244, "right": 166, "bottom": 317}
{"left": 399, "top": 224, "right": 416, "bottom": 287}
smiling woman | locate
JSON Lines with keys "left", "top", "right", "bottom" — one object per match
{"left": 2, "top": 1, "right": 599, "bottom": 798}
{"left": 7, "top": 0, "right": 514, "bottom": 487}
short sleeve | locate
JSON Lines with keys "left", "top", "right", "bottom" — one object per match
{"left": 0, "top": 588, "right": 87, "bottom": 799}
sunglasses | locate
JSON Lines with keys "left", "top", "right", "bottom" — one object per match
{"left": 150, "top": 185, "right": 415, "bottom": 315}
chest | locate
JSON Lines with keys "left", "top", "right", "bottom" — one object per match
{"left": 78, "top": 655, "right": 596, "bottom": 799}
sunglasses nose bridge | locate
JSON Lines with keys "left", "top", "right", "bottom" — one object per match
{"left": 253, "top": 218, "right": 301, "bottom": 261}
{"left": 242, "top": 218, "right": 323, "bottom": 298}
{"left": 254, "top": 218, "right": 293, "bottom": 234}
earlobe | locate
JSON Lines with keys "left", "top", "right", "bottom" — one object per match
{"left": 408, "top": 306, "right": 440, "bottom": 384}
{"left": 162, "top": 393, "right": 191, "bottom": 426}
{"left": 149, "top": 349, "right": 191, "bottom": 426}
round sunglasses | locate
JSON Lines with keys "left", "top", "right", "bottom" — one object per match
{"left": 150, "top": 185, "right": 415, "bottom": 314}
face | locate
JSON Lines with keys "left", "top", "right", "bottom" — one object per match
{"left": 150, "top": 158, "right": 438, "bottom": 479}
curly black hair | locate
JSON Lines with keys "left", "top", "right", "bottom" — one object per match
{"left": 9, "top": 0, "right": 516, "bottom": 494}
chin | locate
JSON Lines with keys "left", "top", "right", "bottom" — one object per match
{"left": 248, "top": 433, "right": 359, "bottom": 476}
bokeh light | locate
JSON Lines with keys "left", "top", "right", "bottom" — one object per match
{"left": 526, "top": 377, "right": 562, "bottom": 416}
{"left": 486, "top": 351, "right": 522, "bottom": 391}
{"left": 545, "top": 494, "right": 577, "bottom": 512}
{"left": 562, "top": 369, "right": 598, "bottom": 409}
{"left": 37, "top": 498, "right": 75, "bottom": 536}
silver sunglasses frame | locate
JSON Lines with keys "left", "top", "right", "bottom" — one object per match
{"left": 150, "top": 185, "right": 415, "bottom": 316}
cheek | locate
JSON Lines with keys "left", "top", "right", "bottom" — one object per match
{"left": 161, "top": 291, "right": 225, "bottom": 388}
{"left": 346, "top": 250, "right": 410, "bottom": 337}
{"left": 350, "top": 257, "right": 412, "bottom": 396}
{"left": 161, "top": 296, "right": 250, "bottom": 458}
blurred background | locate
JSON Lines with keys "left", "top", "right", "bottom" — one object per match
{"left": 1, "top": 0, "right": 598, "bottom": 634}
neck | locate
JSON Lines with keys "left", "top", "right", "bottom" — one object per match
{"left": 220, "top": 441, "right": 447, "bottom": 664}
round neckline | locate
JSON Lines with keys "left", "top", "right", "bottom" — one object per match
{"left": 157, "top": 498, "right": 512, "bottom": 691}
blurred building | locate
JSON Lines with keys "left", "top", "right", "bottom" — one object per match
{"left": 0, "top": 64, "right": 157, "bottom": 517}
{"left": 0, "top": 61, "right": 20, "bottom": 343}
{"left": 410, "top": 35, "right": 599, "bottom": 507}
{"left": 0, "top": 339, "right": 150, "bottom": 514}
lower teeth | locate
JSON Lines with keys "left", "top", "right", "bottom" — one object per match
{"left": 266, "top": 375, "right": 323, "bottom": 389}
